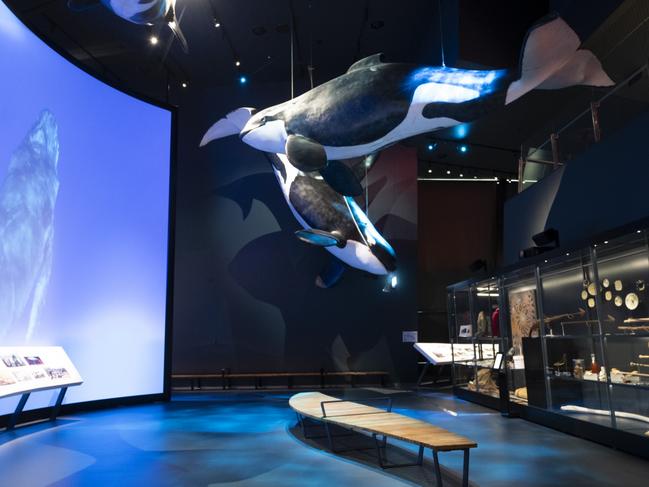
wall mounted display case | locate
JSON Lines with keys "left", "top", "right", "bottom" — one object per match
{"left": 447, "top": 228, "right": 649, "bottom": 458}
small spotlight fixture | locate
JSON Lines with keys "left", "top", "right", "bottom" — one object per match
{"left": 181, "top": 82, "right": 188, "bottom": 88}
{"left": 458, "top": 144, "right": 469, "bottom": 154}
{"left": 214, "top": 19, "right": 221, "bottom": 28}
{"left": 235, "top": 60, "right": 241, "bottom": 67}
{"left": 239, "top": 75, "right": 247, "bottom": 84}
{"left": 637, "top": 230, "right": 642, "bottom": 234}
{"left": 428, "top": 168, "right": 432, "bottom": 174}
{"left": 459, "top": 173, "right": 464, "bottom": 178}
{"left": 446, "top": 169, "right": 451, "bottom": 175}
{"left": 604, "top": 240, "right": 609, "bottom": 244}
{"left": 149, "top": 35, "right": 159, "bottom": 46}
{"left": 473, "top": 176, "right": 477, "bottom": 179}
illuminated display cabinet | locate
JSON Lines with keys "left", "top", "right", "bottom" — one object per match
{"left": 447, "top": 228, "right": 649, "bottom": 458}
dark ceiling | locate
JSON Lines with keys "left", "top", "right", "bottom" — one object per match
{"left": 6, "top": 0, "right": 646, "bottom": 180}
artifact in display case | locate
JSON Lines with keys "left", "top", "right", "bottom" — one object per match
{"left": 447, "top": 279, "right": 506, "bottom": 402}
{"left": 448, "top": 227, "right": 649, "bottom": 454}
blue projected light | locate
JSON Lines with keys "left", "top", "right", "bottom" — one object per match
{"left": 239, "top": 76, "right": 247, "bottom": 84}
{"left": 406, "top": 66, "right": 506, "bottom": 103}
{"left": 458, "top": 144, "right": 469, "bottom": 154}
{"left": 0, "top": 2, "right": 169, "bottom": 415}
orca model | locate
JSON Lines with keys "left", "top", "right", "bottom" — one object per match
{"left": 202, "top": 139, "right": 397, "bottom": 288}
{"left": 201, "top": 15, "right": 613, "bottom": 196}
{"left": 68, "top": 0, "right": 188, "bottom": 53}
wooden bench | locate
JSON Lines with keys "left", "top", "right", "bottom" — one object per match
{"left": 289, "top": 392, "right": 476, "bottom": 487}
{"left": 171, "top": 370, "right": 388, "bottom": 390}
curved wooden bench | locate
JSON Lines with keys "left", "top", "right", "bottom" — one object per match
{"left": 290, "top": 392, "right": 476, "bottom": 487}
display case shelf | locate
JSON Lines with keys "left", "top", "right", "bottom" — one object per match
{"left": 447, "top": 227, "right": 649, "bottom": 458}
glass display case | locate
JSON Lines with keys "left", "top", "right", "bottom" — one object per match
{"left": 448, "top": 278, "right": 505, "bottom": 403}
{"left": 448, "top": 228, "right": 649, "bottom": 456}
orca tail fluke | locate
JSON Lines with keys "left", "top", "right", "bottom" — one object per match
{"left": 167, "top": 7, "right": 189, "bottom": 53}
{"left": 200, "top": 108, "right": 256, "bottom": 147}
{"left": 505, "top": 15, "right": 614, "bottom": 105}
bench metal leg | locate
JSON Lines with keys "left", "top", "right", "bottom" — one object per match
{"left": 462, "top": 449, "right": 470, "bottom": 487}
{"left": 432, "top": 449, "right": 443, "bottom": 486}
{"left": 50, "top": 387, "right": 68, "bottom": 421}
{"left": 372, "top": 434, "right": 423, "bottom": 469}
{"left": 7, "top": 393, "right": 30, "bottom": 430}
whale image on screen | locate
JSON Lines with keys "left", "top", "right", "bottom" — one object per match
{"left": 0, "top": 111, "right": 59, "bottom": 341}
{"left": 0, "top": 1, "right": 171, "bottom": 416}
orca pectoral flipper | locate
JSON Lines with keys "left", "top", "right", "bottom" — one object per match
{"left": 285, "top": 134, "right": 327, "bottom": 172}
{"left": 295, "top": 229, "right": 345, "bottom": 248}
{"left": 320, "top": 161, "right": 363, "bottom": 197}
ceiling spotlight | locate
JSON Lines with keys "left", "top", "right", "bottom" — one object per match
{"left": 239, "top": 76, "right": 247, "bottom": 84}
{"left": 446, "top": 170, "right": 451, "bottom": 175}
{"left": 428, "top": 168, "right": 432, "bottom": 173}
{"left": 214, "top": 19, "right": 221, "bottom": 28}
{"left": 427, "top": 142, "right": 437, "bottom": 151}
{"left": 181, "top": 82, "right": 187, "bottom": 88}
{"left": 459, "top": 173, "right": 464, "bottom": 177}
{"left": 473, "top": 176, "right": 477, "bottom": 179}
{"left": 149, "top": 35, "right": 159, "bottom": 46}
{"left": 235, "top": 60, "right": 241, "bottom": 67}
{"left": 457, "top": 144, "right": 469, "bottom": 154}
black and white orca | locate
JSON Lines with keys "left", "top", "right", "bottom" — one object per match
{"left": 68, "top": 0, "right": 188, "bottom": 52}
{"left": 200, "top": 15, "right": 613, "bottom": 196}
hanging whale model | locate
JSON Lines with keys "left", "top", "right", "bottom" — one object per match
{"left": 68, "top": 0, "right": 188, "bottom": 53}
{"left": 200, "top": 15, "right": 613, "bottom": 196}
{"left": 209, "top": 145, "right": 397, "bottom": 288}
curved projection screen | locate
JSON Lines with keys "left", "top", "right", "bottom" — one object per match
{"left": 0, "top": 2, "right": 171, "bottom": 415}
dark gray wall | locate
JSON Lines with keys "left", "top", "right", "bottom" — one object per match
{"left": 504, "top": 111, "right": 649, "bottom": 264}
{"left": 172, "top": 82, "right": 419, "bottom": 382}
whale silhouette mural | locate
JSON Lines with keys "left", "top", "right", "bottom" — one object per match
{"left": 68, "top": 0, "right": 188, "bottom": 53}
{"left": 0, "top": 111, "right": 60, "bottom": 340}
{"left": 201, "top": 15, "right": 613, "bottom": 197}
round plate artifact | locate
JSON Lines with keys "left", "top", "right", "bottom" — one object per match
{"left": 587, "top": 298, "right": 596, "bottom": 309}
{"left": 625, "top": 292, "right": 639, "bottom": 311}
{"left": 581, "top": 290, "right": 588, "bottom": 300}
{"left": 588, "top": 283, "right": 597, "bottom": 296}
{"left": 604, "top": 290, "right": 612, "bottom": 301}
{"left": 614, "top": 296, "right": 623, "bottom": 307}
{"left": 602, "top": 278, "right": 610, "bottom": 288}
{"left": 614, "top": 280, "right": 623, "bottom": 292}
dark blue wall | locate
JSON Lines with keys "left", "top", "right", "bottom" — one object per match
{"left": 172, "top": 81, "right": 419, "bottom": 382}
{"left": 504, "top": 111, "right": 649, "bottom": 264}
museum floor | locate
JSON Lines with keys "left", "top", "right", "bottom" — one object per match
{"left": 1, "top": 389, "right": 648, "bottom": 486}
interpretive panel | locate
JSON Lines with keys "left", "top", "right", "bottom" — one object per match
{"left": 414, "top": 342, "right": 500, "bottom": 365}
{"left": 0, "top": 346, "right": 82, "bottom": 399}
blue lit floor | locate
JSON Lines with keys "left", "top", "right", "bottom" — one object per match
{"left": 1, "top": 389, "right": 648, "bottom": 486}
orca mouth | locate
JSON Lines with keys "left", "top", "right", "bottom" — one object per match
{"left": 240, "top": 113, "right": 276, "bottom": 139}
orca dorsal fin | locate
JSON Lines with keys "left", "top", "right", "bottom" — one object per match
{"left": 347, "top": 53, "right": 385, "bottom": 73}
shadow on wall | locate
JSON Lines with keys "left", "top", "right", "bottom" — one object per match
{"left": 173, "top": 83, "right": 418, "bottom": 382}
